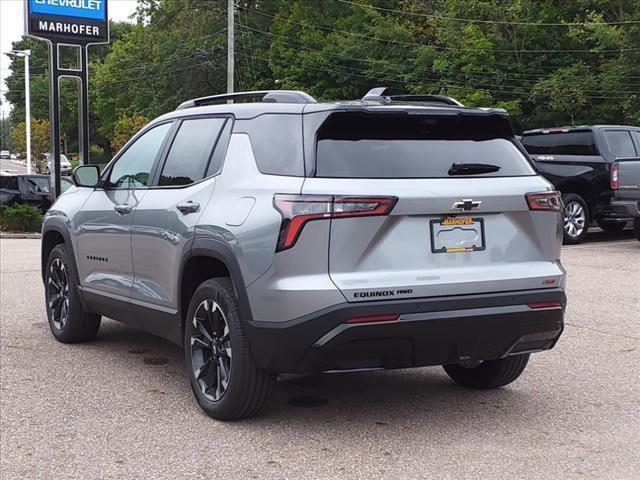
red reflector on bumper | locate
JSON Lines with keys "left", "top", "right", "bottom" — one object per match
{"left": 528, "top": 301, "right": 562, "bottom": 309}
{"left": 345, "top": 314, "right": 399, "bottom": 324}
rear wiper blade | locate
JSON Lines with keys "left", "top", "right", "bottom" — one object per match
{"left": 448, "top": 163, "right": 501, "bottom": 175}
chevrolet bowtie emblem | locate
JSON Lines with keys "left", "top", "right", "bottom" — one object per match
{"left": 452, "top": 199, "right": 482, "bottom": 211}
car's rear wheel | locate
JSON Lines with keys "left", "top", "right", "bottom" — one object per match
{"left": 45, "top": 244, "right": 101, "bottom": 343}
{"left": 597, "top": 219, "right": 626, "bottom": 232}
{"left": 443, "top": 354, "right": 530, "bottom": 389}
{"left": 634, "top": 218, "right": 640, "bottom": 242}
{"left": 184, "top": 278, "right": 273, "bottom": 420}
{"left": 562, "top": 193, "right": 589, "bottom": 244}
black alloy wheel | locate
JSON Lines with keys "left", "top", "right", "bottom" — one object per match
{"left": 184, "top": 278, "right": 273, "bottom": 420}
{"left": 190, "top": 300, "right": 232, "bottom": 402}
{"left": 47, "top": 258, "right": 70, "bottom": 330}
{"left": 44, "top": 244, "right": 101, "bottom": 343}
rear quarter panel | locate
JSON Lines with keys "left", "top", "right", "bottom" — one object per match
{"left": 534, "top": 155, "right": 609, "bottom": 212}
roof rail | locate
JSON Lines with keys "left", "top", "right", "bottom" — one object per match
{"left": 176, "top": 90, "right": 317, "bottom": 110}
{"left": 362, "top": 87, "right": 464, "bottom": 107}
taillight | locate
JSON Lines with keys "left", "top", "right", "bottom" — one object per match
{"left": 526, "top": 191, "right": 562, "bottom": 211}
{"left": 273, "top": 194, "right": 397, "bottom": 252}
{"left": 611, "top": 162, "right": 619, "bottom": 190}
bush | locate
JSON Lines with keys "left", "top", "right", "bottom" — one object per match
{"left": 0, "top": 203, "right": 43, "bottom": 232}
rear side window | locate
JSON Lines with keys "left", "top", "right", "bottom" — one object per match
{"left": 159, "top": 117, "right": 226, "bottom": 186}
{"left": 521, "top": 131, "right": 598, "bottom": 156}
{"left": 26, "top": 177, "right": 50, "bottom": 193}
{"left": 315, "top": 112, "right": 534, "bottom": 178}
{"left": 604, "top": 130, "right": 636, "bottom": 157}
{"left": 0, "top": 176, "right": 19, "bottom": 190}
{"left": 233, "top": 114, "right": 304, "bottom": 176}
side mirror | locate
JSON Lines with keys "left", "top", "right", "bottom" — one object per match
{"left": 72, "top": 165, "right": 101, "bottom": 187}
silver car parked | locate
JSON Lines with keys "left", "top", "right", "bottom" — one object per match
{"left": 41, "top": 88, "right": 566, "bottom": 420}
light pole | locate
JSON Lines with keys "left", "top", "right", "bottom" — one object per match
{"left": 7, "top": 49, "right": 32, "bottom": 174}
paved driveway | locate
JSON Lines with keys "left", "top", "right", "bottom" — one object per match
{"left": 1, "top": 237, "right": 638, "bottom": 479}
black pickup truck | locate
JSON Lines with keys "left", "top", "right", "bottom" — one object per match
{"left": 521, "top": 125, "right": 640, "bottom": 244}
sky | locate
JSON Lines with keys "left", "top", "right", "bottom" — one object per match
{"left": 1, "top": 0, "right": 138, "bottom": 116}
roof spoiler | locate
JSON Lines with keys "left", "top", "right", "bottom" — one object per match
{"left": 362, "top": 87, "right": 464, "bottom": 107}
{"left": 176, "top": 90, "right": 317, "bottom": 110}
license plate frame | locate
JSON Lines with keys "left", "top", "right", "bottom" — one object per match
{"left": 429, "top": 216, "right": 486, "bottom": 254}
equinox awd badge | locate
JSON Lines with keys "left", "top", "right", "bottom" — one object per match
{"left": 452, "top": 199, "right": 482, "bottom": 211}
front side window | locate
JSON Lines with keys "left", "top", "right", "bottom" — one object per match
{"left": 108, "top": 123, "right": 171, "bottom": 188}
{"left": 159, "top": 117, "right": 226, "bottom": 186}
{"left": 604, "top": 130, "right": 636, "bottom": 157}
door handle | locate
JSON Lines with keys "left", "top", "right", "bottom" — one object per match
{"left": 114, "top": 204, "right": 133, "bottom": 215}
{"left": 177, "top": 201, "right": 200, "bottom": 214}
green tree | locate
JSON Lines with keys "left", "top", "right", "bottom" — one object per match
{"left": 11, "top": 117, "right": 51, "bottom": 173}
{"left": 111, "top": 114, "right": 150, "bottom": 152}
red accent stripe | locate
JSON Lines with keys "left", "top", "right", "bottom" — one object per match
{"left": 345, "top": 314, "right": 399, "bottom": 324}
{"left": 528, "top": 301, "right": 562, "bottom": 309}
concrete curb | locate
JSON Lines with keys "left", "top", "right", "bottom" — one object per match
{"left": 0, "top": 233, "right": 42, "bottom": 239}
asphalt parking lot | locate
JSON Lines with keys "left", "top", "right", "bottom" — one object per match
{"left": 1, "top": 234, "right": 638, "bottom": 480}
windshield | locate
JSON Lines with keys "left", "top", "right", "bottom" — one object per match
{"left": 315, "top": 112, "right": 535, "bottom": 178}
{"left": 522, "top": 131, "right": 598, "bottom": 156}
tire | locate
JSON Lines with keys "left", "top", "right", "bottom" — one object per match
{"left": 184, "top": 278, "right": 273, "bottom": 420}
{"left": 561, "top": 193, "right": 589, "bottom": 244}
{"left": 443, "top": 354, "right": 530, "bottom": 389}
{"left": 597, "top": 219, "right": 626, "bottom": 232}
{"left": 634, "top": 218, "right": 640, "bottom": 242}
{"left": 44, "top": 244, "right": 101, "bottom": 343}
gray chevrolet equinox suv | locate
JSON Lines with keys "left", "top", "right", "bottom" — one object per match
{"left": 41, "top": 88, "right": 566, "bottom": 420}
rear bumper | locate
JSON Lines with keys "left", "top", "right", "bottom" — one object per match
{"left": 246, "top": 288, "right": 566, "bottom": 374}
{"left": 609, "top": 199, "right": 640, "bottom": 217}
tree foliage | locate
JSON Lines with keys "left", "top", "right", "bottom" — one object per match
{"left": 11, "top": 117, "right": 50, "bottom": 172}
{"left": 111, "top": 114, "right": 150, "bottom": 152}
{"left": 2, "top": 0, "right": 639, "bottom": 151}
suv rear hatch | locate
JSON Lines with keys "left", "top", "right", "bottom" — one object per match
{"left": 301, "top": 110, "right": 564, "bottom": 302}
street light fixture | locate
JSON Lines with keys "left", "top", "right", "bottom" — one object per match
{"left": 6, "top": 49, "right": 32, "bottom": 174}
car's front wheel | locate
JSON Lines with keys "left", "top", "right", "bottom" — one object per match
{"left": 184, "top": 278, "right": 273, "bottom": 420}
{"left": 443, "top": 354, "right": 530, "bottom": 389}
{"left": 45, "top": 244, "right": 101, "bottom": 342}
{"left": 562, "top": 193, "right": 589, "bottom": 244}
{"left": 634, "top": 218, "right": 640, "bottom": 242}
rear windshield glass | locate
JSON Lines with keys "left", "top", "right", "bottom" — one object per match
{"left": 521, "top": 131, "right": 598, "bottom": 156}
{"left": 315, "top": 112, "right": 534, "bottom": 178}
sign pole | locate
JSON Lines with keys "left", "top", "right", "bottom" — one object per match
{"left": 48, "top": 42, "right": 61, "bottom": 198}
{"left": 79, "top": 46, "right": 90, "bottom": 166}
{"left": 24, "top": 50, "right": 32, "bottom": 174}
{"left": 24, "top": 0, "right": 109, "bottom": 197}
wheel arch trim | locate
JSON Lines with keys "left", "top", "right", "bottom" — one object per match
{"left": 41, "top": 220, "right": 79, "bottom": 284}
{"left": 183, "top": 237, "right": 254, "bottom": 324}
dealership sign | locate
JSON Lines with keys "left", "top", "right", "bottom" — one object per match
{"left": 26, "top": 0, "right": 109, "bottom": 45}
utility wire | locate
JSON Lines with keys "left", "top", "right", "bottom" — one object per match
{"left": 337, "top": 0, "right": 640, "bottom": 26}
{"left": 239, "top": 26, "right": 640, "bottom": 92}
{"left": 237, "top": 5, "right": 640, "bottom": 53}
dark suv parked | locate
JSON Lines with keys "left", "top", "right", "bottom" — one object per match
{"left": 0, "top": 173, "right": 73, "bottom": 211}
{"left": 521, "top": 125, "right": 640, "bottom": 243}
